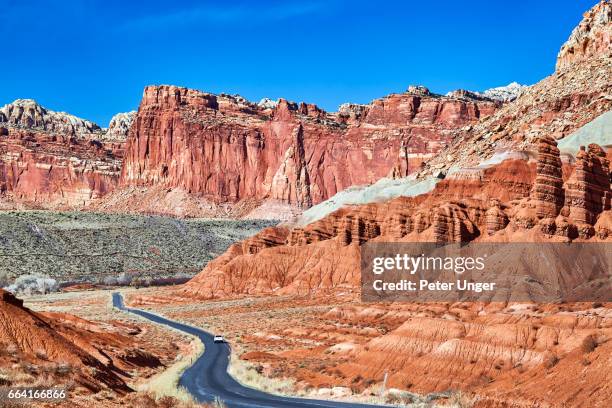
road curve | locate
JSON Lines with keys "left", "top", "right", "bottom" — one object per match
{"left": 113, "top": 293, "right": 385, "bottom": 408}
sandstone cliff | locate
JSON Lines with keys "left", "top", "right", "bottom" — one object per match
{"left": 0, "top": 101, "right": 131, "bottom": 208}
{"left": 118, "top": 85, "right": 498, "bottom": 211}
{"left": 557, "top": 0, "right": 611, "bottom": 71}
{"left": 0, "top": 127, "right": 123, "bottom": 207}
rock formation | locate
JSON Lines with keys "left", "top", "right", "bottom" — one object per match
{"left": 0, "top": 289, "right": 130, "bottom": 392}
{"left": 433, "top": 203, "right": 480, "bottom": 243}
{"left": 102, "top": 111, "right": 136, "bottom": 142}
{"left": 119, "top": 85, "right": 498, "bottom": 209}
{"left": 556, "top": 0, "right": 612, "bottom": 71}
{"left": 420, "top": 0, "right": 612, "bottom": 177}
{"left": 181, "top": 140, "right": 611, "bottom": 299}
{"left": 0, "top": 99, "right": 130, "bottom": 208}
{"left": 485, "top": 200, "right": 509, "bottom": 235}
{"left": 532, "top": 135, "right": 565, "bottom": 219}
{"left": 0, "top": 127, "right": 123, "bottom": 207}
{"left": 0, "top": 99, "right": 101, "bottom": 137}
{"left": 446, "top": 82, "right": 528, "bottom": 103}
{"left": 565, "top": 144, "right": 612, "bottom": 226}
{"left": 0, "top": 128, "right": 123, "bottom": 208}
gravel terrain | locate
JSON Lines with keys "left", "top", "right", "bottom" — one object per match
{"left": 0, "top": 211, "right": 276, "bottom": 284}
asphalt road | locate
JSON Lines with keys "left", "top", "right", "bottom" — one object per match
{"left": 112, "top": 293, "right": 385, "bottom": 408}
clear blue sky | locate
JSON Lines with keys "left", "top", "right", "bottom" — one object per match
{"left": 0, "top": 0, "right": 597, "bottom": 126}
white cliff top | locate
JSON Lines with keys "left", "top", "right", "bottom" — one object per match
{"left": 0, "top": 99, "right": 101, "bottom": 137}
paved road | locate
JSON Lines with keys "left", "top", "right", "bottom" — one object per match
{"left": 113, "top": 293, "right": 385, "bottom": 408}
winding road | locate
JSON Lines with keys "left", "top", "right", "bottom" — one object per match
{"left": 112, "top": 293, "right": 385, "bottom": 408}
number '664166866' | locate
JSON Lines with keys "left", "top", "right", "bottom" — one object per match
{"left": 1, "top": 388, "right": 67, "bottom": 401}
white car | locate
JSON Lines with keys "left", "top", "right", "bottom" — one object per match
{"left": 213, "top": 335, "right": 225, "bottom": 343}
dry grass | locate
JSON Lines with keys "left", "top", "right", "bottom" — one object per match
{"left": 19, "top": 289, "right": 198, "bottom": 406}
{"left": 581, "top": 335, "right": 598, "bottom": 353}
{"left": 228, "top": 356, "right": 297, "bottom": 396}
{"left": 136, "top": 336, "right": 204, "bottom": 403}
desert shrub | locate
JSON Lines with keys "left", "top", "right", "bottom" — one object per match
{"left": 0, "top": 374, "right": 11, "bottom": 386}
{"left": 448, "top": 391, "right": 477, "bottom": 408}
{"left": 543, "top": 355, "right": 559, "bottom": 369}
{"left": 385, "top": 391, "right": 416, "bottom": 404}
{"left": 102, "top": 275, "right": 118, "bottom": 286}
{"left": 125, "top": 392, "right": 212, "bottom": 408}
{"left": 53, "top": 362, "right": 73, "bottom": 376}
{"left": 0, "top": 270, "right": 10, "bottom": 288}
{"left": 117, "top": 272, "right": 133, "bottom": 286}
{"left": 6, "top": 275, "right": 59, "bottom": 295}
{"left": 581, "top": 335, "right": 597, "bottom": 353}
{"left": 35, "top": 349, "right": 49, "bottom": 361}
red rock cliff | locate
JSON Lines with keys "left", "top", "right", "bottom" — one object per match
{"left": 0, "top": 127, "right": 123, "bottom": 207}
{"left": 120, "top": 85, "right": 498, "bottom": 208}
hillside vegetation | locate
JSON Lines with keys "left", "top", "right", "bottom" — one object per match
{"left": 0, "top": 211, "right": 276, "bottom": 285}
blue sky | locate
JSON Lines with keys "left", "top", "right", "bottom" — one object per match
{"left": 0, "top": 0, "right": 597, "bottom": 125}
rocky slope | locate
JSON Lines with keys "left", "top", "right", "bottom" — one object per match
{"left": 117, "top": 85, "right": 499, "bottom": 213}
{"left": 419, "top": 1, "right": 612, "bottom": 178}
{"left": 557, "top": 0, "right": 611, "bottom": 71}
{"left": 0, "top": 288, "right": 131, "bottom": 392}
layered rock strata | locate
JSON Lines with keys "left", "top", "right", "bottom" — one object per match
{"left": 0, "top": 127, "right": 123, "bottom": 206}
{"left": 532, "top": 136, "right": 565, "bottom": 219}
{"left": 119, "top": 85, "right": 499, "bottom": 208}
{"left": 182, "top": 139, "right": 611, "bottom": 299}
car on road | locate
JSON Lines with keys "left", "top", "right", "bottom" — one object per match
{"left": 213, "top": 335, "right": 225, "bottom": 343}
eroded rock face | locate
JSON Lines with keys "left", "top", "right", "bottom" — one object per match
{"left": 0, "top": 99, "right": 101, "bottom": 137}
{"left": 0, "top": 128, "right": 123, "bottom": 207}
{"left": 0, "top": 289, "right": 131, "bottom": 392}
{"left": 556, "top": 0, "right": 612, "bottom": 71}
{"left": 0, "top": 100, "right": 129, "bottom": 208}
{"left": 420, "top": 1, "right": 612, "bottom": 178}
{"left": 486, "top": 200, "right": 509, "bottom": 235}
{"left": 182, "top": 142, "right": 611, "bottom": 299}
{"left": 102, "top": 111, "right": 136, "bottom": 142}
{"left": 433, "top": 203, "right": 480, "bottom": 243}
{"left": 532, "top": 135, "right": 565, "bottom": 219}
{"left": 566, "top": 144, "right": 612, "bottom": 226}
{"left": 120, "top": 85, "right": 498, "bottom": 208}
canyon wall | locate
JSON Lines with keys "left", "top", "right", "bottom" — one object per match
{"left": 119, "top": 86, "right": 498, "bottom": 209}
{"left": 0, "top": 101, "right": 130, "bottom": 208}
{"left": 0, "top": 128, "right": 123, "bottom": 208}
